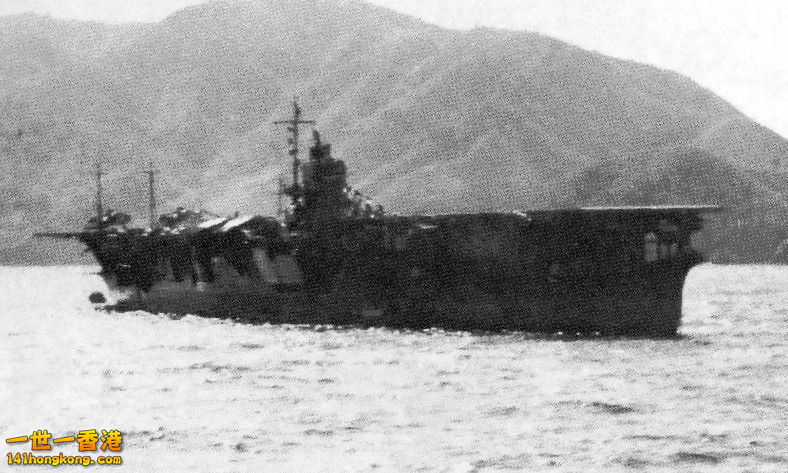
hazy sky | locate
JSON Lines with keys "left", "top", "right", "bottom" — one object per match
{"left": 2, "top": 0, "right": 786, "bottom": 138}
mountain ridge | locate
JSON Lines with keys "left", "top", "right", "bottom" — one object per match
{"left": 1, "top": 0, "right": 787, "bottom": 264}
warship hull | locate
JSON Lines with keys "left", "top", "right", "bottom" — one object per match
{"left": 101, "top": 210, "right": 709, "bottom": 337}
{"left": 108, "top": 261, "right": 691, "bottom": 336}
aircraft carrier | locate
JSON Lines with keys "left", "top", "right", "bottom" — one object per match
{"left": 37, "top": 101, "right": 720, "bottom": 336}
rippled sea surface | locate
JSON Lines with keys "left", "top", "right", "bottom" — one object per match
{"left": 1, "top": 265, "right": 787, "bottom": 472}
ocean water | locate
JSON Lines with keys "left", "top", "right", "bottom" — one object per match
{"left": 1, "top": 265, "right": 786, "bottom": 472}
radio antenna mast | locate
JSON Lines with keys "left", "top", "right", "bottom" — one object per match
{"left": 273, "top": 99, "right": 315, "bottom": 207}
{"left": 94, "top": 161, "right": 105, "bottom": 230}
{"left": 143, "top": 160, "right": 158, "bottom": 229}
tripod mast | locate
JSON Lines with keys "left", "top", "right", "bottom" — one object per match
{"left": 273, "top": 99, "right": 315, "bottom": 207}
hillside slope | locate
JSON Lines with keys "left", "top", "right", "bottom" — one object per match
{"left": 1, "top": 0, "right": 787, "bottom": 263}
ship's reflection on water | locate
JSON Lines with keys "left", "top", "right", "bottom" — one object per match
{"left": 2, "top": 265, "right": 787, "bottom": 471}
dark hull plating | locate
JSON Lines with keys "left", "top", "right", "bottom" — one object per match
{"left": 110, "top": 263, "right": 691, "bottom": 336}
{"left": 105, "top": 211, "right": 705, "bottom": 336}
